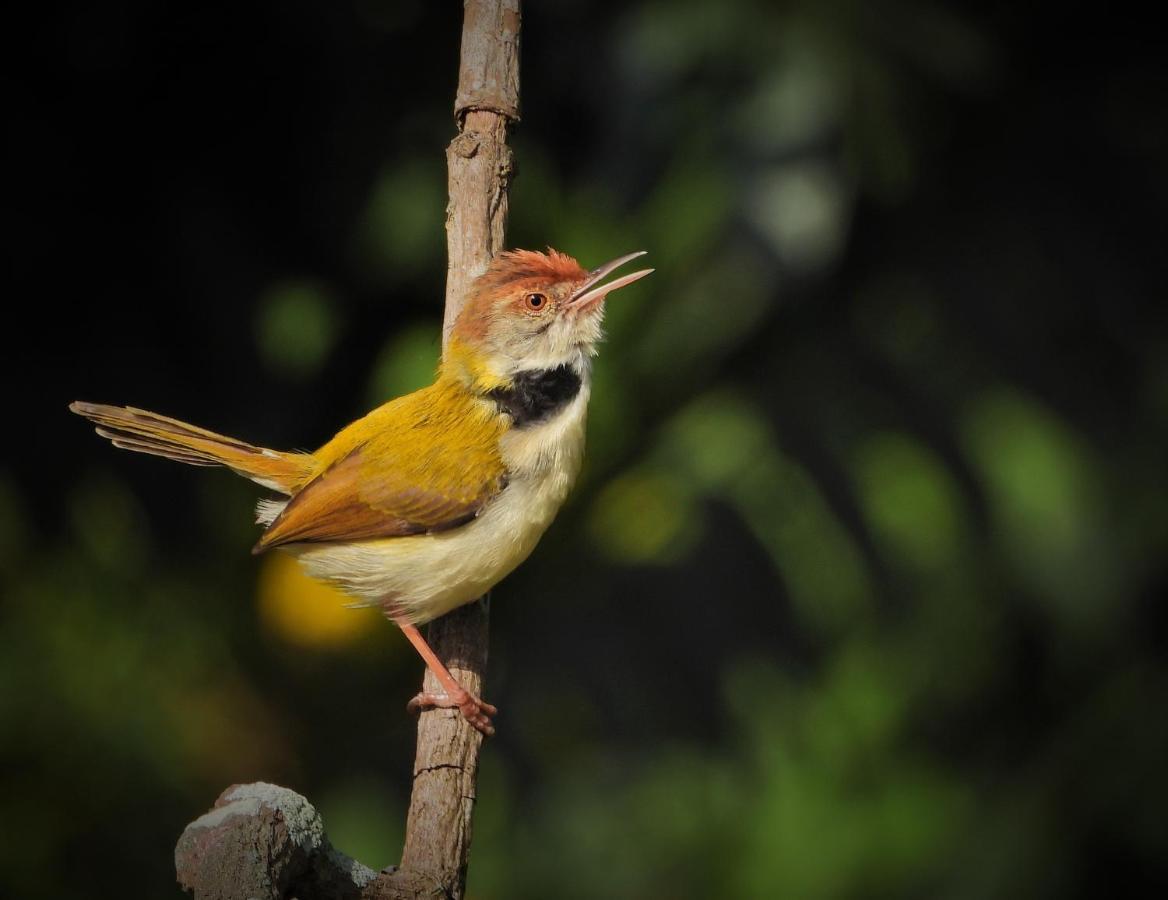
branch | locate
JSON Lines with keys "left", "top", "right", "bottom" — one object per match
{"left": 175, "top": 3, "right": 520, "bottom": 898}
{"left": 402, "top": 2, "right": 519, "bottom": 891}
{"left": 443, "top": 0, "right": 521, "bottom": 341}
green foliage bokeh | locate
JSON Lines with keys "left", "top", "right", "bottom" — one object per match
{"left": 5, "top": 1, "right": 1166, "bottom": 898}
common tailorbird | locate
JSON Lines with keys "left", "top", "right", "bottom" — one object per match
{"left": 70, "top": 249, "right": 653, "bottom": 735}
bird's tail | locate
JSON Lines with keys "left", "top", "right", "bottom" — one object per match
{"left": 69, "top": 401, "right": 316, "bottom": 495}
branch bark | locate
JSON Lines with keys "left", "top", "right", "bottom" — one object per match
{"left": 402, "top": 0, "right": 519, "bottom": 893}
{"left": 175, "top": 3, "right": 520, "bottom": 898}
{"left": 443, "top": 0, "right": 521, "bottom": 343}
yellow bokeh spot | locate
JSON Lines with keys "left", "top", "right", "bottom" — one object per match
{"left": 257, "top": 553, "right": 378, "bottom": 649}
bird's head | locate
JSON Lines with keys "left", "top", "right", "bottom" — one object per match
{"left": 447, "top": 248, "right": 652, "bottom": 385}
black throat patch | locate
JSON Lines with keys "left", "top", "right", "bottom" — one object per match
{"left": 489, "top": 365, "right": 582, "bottom": 428}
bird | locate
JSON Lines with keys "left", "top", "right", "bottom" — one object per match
{"left": 70, "top": 248, "right": 652, "bottom": 736}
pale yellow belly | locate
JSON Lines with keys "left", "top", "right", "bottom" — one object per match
{"left": 289, "top": 456, "right": 577, "bottom": 624}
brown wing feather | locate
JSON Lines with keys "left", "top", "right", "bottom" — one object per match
{"left": 254, "top": 445, "right": 506, "bottom": 552}
{"left": 252, "top": 378, "right": 509, "bottom": 552}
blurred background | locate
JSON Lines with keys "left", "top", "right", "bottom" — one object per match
{"left": 5, "top": 0, "right": 1167, "bottom": 897}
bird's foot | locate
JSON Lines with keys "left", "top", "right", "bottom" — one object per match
{"left": 407, "top": 687, "right": 497, "bottom": 736}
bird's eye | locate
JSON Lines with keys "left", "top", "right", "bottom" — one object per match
{"left": 524, "top": 292, "right": 548, "bottom": 311}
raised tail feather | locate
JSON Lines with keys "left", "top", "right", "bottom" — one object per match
{"left": 69, "top": 401, "right": 317, "bottom": 495}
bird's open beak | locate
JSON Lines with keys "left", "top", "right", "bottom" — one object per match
{"left": 568, "top": 251, "right": 653, "bottom": 309}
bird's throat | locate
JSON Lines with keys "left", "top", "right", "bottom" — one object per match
{"left": 488, "top": 365, "right": 582, "bottom": 428}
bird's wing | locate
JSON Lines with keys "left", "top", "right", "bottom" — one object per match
{"left": 254, "top": 390, "right": 508, "bottom": 552}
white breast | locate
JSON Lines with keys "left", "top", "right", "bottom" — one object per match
{"left": 288, "top": 384, "right": 590, "bottom": 624}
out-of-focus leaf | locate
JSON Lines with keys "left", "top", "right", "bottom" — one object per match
{"left": 748, "top": 160, "right": 852, "bottom": 272}
{"left": 963, "top": 389, "right": 1119, "bottom": 627}
{"left": 256, "top": 280, "right": 342, "bottom": 379}
{"left": 587, "top": 469, "right": 699, "bottom": 564}
{"left": 353, "top": 158, "right": 445, "bottom": 282}
{"left": 364, "top": 322, "right": 441, "bottom": 407}
{"left": 853, "top": 431, "right": 966, "bottom": 571}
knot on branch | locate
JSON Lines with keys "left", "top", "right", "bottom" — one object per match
{"left": 450, "top": 132, "right": 482, "bottom": 159}
{"left": 498, "top": 145, "right": 515, "bottom": 180}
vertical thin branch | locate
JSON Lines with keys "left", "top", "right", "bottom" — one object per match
{"left": 398, "top": 1, "right": 520, "bottom": 896}
{"left": 442, "top": 0, "right": 521, "bottom": 342}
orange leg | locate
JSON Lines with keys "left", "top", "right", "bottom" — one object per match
{"left": 392, "top": 617, "right": 497, "bottom": 737}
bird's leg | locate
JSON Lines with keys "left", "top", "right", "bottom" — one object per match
{"left": 389, "top": 613, "right": 497, "bottom": 737}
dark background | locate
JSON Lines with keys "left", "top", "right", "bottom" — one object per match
{"left": 5, "top": 1, "right": 1167, "bottom": 897}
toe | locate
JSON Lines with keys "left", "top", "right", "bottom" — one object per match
{"left": 459, "top": 698, "right": 496, "bottom": 736}
{"left": 407, "top": 690, "right": 453, "bottom": 715}
{"left": 469, "top": 712, "right": 495, "bottom": 737}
